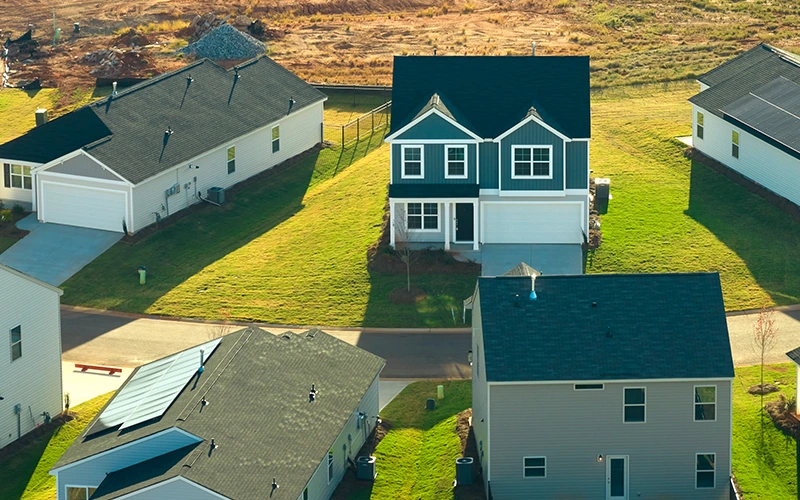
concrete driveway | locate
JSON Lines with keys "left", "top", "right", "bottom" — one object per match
{"left": 0, "top": 214, "right": 121, "bottom": 286}
{"left": 480, "top": 244, "right": 583, "bottom": 276}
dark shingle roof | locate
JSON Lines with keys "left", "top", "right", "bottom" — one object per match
{"left": 787, "top": 346, "right": 800, "bottom": 364}
{"left": 0, "top": 107, "right": 111, "bottom": 164}
{"left": 690, "top": 43, "right": 800, "bottom": 118}
{"left": 390, "top": 55, "right": 591, "bottom": 139}
{"left": 477, "top": 273, "right": 734, "bottom": 382}
{"left": 389, "top": 184, "right": 480, "bottom": 198}
{"left": 55, "top": 327, "right": 385, "bottom": 500}
{"left": 0, "top": 56, "right": 325, "bottom": 183}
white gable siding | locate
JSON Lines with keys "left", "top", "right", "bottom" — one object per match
{"left": 693, "top": 104, "right": 800, "bottom": 207}
{"left": 488, "top": 380, "right": 732, "bottom": 500}
{"left": 301, "top": 375, "right": 380, "bottom": 500}
{"left": 114, "top": 477, "right": 227, "bottom": 500}
{"left": 131, "top": 101, "right": 324, "bottom": 233}
{"left": 54, "top": 429, "right": 203, "bottom": 499}
{"left": 0, "top": 267, "right": 62, "bottom": 449}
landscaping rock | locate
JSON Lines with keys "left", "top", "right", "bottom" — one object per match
{"left": 179, "top": 23, "right": 266, "bottom": 61}
{"left": 748, "top": 383, "right": 779, "bottom": 395}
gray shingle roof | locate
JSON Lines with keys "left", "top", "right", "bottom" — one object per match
{"left": 477, "top": 273, "right": 734, "bottom": 382}
{"left": 787, "top": 346, "right": 800, "bottom": 364}
{"left": 0, "top": 56, "right": 325, "bottom": 184}
{"left": 54, "top": 327, "right": 384, "bottom": 500}
{"left": 689, "top": 43, "right": 800, "bottom": 118}
{"left": 390, "top": 55, "right": 591, "bottom": 139}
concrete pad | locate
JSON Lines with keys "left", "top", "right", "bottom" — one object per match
{"left": 379, "top": 380, "right": 412, "bottom": 411}
{"left": 676, "top": 135, "right": 693, "bottom": 147}
{"left": 481, "top": 244, "right": 583, "bottom": 276}
{"left": 0, "top": 214, "right": 121, "bottom": 286}
{"left": 727, "top": 307, "right": 800, "bottom": 366}
{"left": 62, "top": 362, "right": 128, "bottom": 407}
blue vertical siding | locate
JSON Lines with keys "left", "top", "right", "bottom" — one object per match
{"left": 565, "top": 141, "right": 589, "bottom": 189}
{"left": 391, "top": 143, "right": 477, "bottom": 184}
{"left": 499, "top": 121, "right": 564, "bottom": 191}
{"left": 394, "top": 113, "right": 474, "bottom": 140}
{"left": 479, "top": 142, "right": 499, "bottom": 189}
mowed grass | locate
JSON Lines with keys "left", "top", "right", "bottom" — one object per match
{"left": 588, "top": 81, "right": 800, "bottom": 310}
{"left": 0, "top": 89, "right": 60, "bottom": 143}
{"left": 355, "top": 380, "right": 472, "bottom": 500}
{"left": 0, "top": 236, "right": 17, "bottom": 253}
{"left": 0, "top": 392, "right": 113, "bottom": 500}
{"left": 732, "top": 364, "right": 797, "bottom": 499}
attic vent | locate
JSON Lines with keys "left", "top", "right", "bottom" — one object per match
{"left": 309, "top": 384, "right": 317, "bottom": 402}
{"left": 306, "top": 330, "right": 317, "bottom": 340}
{"left": 513, "top": 294, "right": 521, "bottom": 308}
{"left": 281, "top": 332, "right": 292, "bottom": 340}
{"left": 605, "top": 327, "right": 613, "bottom": 339}
{"left": 592, "top": 301, "right": 597, "bottom": 308}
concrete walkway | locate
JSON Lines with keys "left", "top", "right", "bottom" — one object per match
{"left": 0, "top": 214, "right": 121, "bottom": 285}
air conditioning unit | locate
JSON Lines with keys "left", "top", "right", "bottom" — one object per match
{"left": 456, "top": 457, "right": 474, "bottom": 485}
{"left": 207, "top": 187, "right": 225, "bottom": 204}
{"left": 356, "top": 455, "right": 376, "bottom": 481}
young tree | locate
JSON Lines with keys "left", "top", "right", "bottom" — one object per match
{"left": 393, "top": 206, "right": 417, "bottom": 292}
{"left": 752, "top": 305, "right": 779, "bottom": 413}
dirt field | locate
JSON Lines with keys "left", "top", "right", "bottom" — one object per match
{"left": 3, "top": 0, "right": 800, "bottom": 109}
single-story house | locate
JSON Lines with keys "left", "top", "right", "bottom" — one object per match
{"left": 0, "top": 263, "right": 63, "bottom": 449}
{"left": 689, "top": 43, "right": 800, "bottom": 208}
{"left": 470, "top": 269, "right": 735, "bottom": 499}
{"left": 49, "top": 326, "right": 385, "bottom": 500}
{"left": 0, "top": 56, "right": 326, "bottom": 233}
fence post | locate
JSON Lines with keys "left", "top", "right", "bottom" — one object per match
{"left": 357, "top": 118, "right": 360, "bottom": 143}
{"left": 341, "top": 125, "right": 345, "bottom": 148}
{"left": 372, "top": 111, "right": 375, "bottom": 131}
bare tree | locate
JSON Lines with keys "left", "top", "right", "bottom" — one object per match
{"left": 393, "top": 206, "right": 417, "bottom": 292}
{"left": 206, "top": 307, "right": 235, "bottom": 341}
{"left": 752, "top": 305, "right": 779, "bottom": 412}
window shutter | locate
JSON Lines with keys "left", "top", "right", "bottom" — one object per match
{"left": 3, "top": 163, "right": 9, "bottom": 188}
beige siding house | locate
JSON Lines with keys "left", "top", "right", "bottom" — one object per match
{"left": 471, "top": 270, "right": 735, "bottom": 500}
{"left": 0, "top": 263, "right": 63, "bottom": 449}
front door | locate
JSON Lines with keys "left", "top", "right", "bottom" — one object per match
{"left": 455, "top": 203, "right": 474, "bottom": 242}
{"left": 606, "top": 456, "right": 628, "bottom": 500}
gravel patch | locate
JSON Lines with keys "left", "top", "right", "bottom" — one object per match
{"left": 179, "top": 23, "right": 266, "bottom": 60}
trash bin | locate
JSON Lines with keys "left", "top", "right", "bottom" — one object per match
{"left": 594, "top": 178, "right": 610, "bottom": 204}
{"left": 138, "top": 266, "right": 146, "bottom": 285}
{"left": 426, "top": 398, "right": 436, "bottom": 411}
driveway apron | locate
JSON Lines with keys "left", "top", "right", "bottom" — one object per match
{"left": 480, "top": 244, "right": 583, "bottom": 276}
{"left": 0, "top": 214, "right": 121, "bottom": 286}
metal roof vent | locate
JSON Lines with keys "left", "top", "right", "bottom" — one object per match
{"left": 592, "top": 301, "right": 598, "bottom": 308}
{"left": 271, "top": 478, "right": 279, "bottom": 491}
{"left": 605, "top": 327, "right": 613, "bottom": 339}
{"left": 187, "top": 74, "right": 194, "bottom": 84}
{"left": 288, "top": 97, "right": 296, "bottom": 112}
{"left": 309, "top": 384, "right": 317, "bottom": 402}
{"left": 531, "top": 41, "right": 536, "bottom": 56}
{"left": 112, "top": 81, "right": 118, "bottom": 96}
{"left": 197, "top": 347, "right": 205, "bottom": 374}
{"left": 234, "top": 68, "right": 241, "bottom": 80}
{"left": 513, "top": 294, "right": 521, "bottom": 308}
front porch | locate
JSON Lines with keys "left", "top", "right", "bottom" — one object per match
{"left": 389, "top": 198, "right": 480, "bottom": 251}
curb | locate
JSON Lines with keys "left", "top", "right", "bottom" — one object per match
{"left": 726, "top": 303, "right": 800, "bottom": 317}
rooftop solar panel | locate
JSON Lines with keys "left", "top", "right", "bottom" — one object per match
{"left": 88, "top": 339, "right": 221, "bottom": 435}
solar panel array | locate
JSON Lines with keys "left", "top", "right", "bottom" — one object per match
{"left": 722, "top": 76, "right": 800, "bottom": 153}
{"left": 88, "top": 338, "right": 221, "bottom": 435}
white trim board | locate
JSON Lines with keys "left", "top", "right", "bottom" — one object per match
{"left": 486, "top": 377, "right": 734, "bottom": 386}
{"left": 110, "top": 476, "right": 231, "bottom": 500}
{"left": 494, "top": 114, "right": 571, "bottom": 143}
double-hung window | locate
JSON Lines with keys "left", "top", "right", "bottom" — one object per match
{"left": 227, "top": 146, "right": 236, "bottom": 174}
{"left": 523, "top": 456, "right": 546, "bottom": 478}
{"left": 623, "top": 387, "right": 645, "bottom": 423}
{"left": 327, "top": 450, "right": 334, "bottom": 483}
{"left": 696, "top": 453, "right": 715, "bottom": 488}
{"left": 10, "top": 325, "right": 21, "bottom": 361}
{"left": 3, "top": 163, "right": 32, "bottom": 190}
{"left": 445, "top": 145, "right": 467, "bottom": 178}
{"left": 407, "top": 202, "right": 438, "bottom": 230}
{"left": 298, "top": 488, "right": 309, "bottom": 500}
{"left": 66, "top": 486, "right": 97, "bottom": 500}
{"left": 731, "top": 130, "right": 739, "bottom": 158}
{"left": 512, "top": 146, "right": 552, "bottom": 178}
{"left": 272, "top": 125, "right": 281, "bottom": 153}
{"left": 402, "top": 146, "right": 424, "bottom": 178}
{"left": 694, "top": 386, "right": 716, "bottom": 421}
{"left": 696, "top": 112, "right": 704, "bottom": 140}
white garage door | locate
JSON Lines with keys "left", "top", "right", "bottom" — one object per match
{"left": 41, "top": 182, "right": 127, "bottom": 232}
{"left": 483, "top": 203, "right": 583, "bottom": 244}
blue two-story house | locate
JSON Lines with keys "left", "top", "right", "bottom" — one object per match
{"left": 385, "top": 55, "right": 591, "bottom": 274}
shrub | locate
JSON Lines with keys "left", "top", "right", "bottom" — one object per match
{"left": 11, "top": 203, "right": 24, "bottom": 215}
{"left": 0, "top": 209, "right": 11, "bottom": 223}
{"left": 461, "top": 2, "right": 475, "bottom": 14}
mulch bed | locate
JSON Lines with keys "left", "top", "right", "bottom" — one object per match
{"left": 765, "top": 395, "right": 799, "bottom": 438}
{"left": 388, "top": 287, "right": 427, "bottom": 304}
{"left": 0, "top": 210, "right": 30, "bottom": 240}
{"left": 0, "top": 411, "right": 73, "bottom": 461}
{"left": 685, "top": 148, "right": 800, "bottom": 223}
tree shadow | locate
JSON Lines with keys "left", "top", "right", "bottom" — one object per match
{"left": 685, "top": 159, "right": 800, "bottom": 305}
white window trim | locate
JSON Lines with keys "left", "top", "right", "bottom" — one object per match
{"left": 444, "top": 144, "right": 468, "bottom": 179}
{"left": 696, "top": 111, "right": 704, "bottom": 140}
{"left": 574, "top": 383, "right": 604, "bottom": 391}
{"left": 10, "top": 325, "right": 21, "bottom": 362}
{"left": 522, "top": 456, "right": 546, "bottom": 478}
{"left": 65, "top": 485, "right": 98, "bottom": 500}
{"left": 272, "top": 125, "right": 281, "bottom": 153}
{"left": 226, "top": 144, "right": 236, "bottom": 174}
{"left": 694, "top": 385, "right": 717, "bottom": 422}
{"left": 327, "top": 450, "right": 334, "bottom": 484}
{"left": 731, "top": 130, "right": 740, "bottom": 159}
{"left": 8, "top": 163, "right": 32, "bottom": 190}
{"left": 401, "top": 145, "right": 425, "bottom": 179}
{"left": 405, "top": 202, "right": 439, "bottom": 232}
{"left": 695, "top": 452, "right": 716, "bottom": 489}
{"left": 623, "top": 387, "right": 646, "bottom": 424}
{"left": 511, "top": 145, "right": 553, "bottom": 180}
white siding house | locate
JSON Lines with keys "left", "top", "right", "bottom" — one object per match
{"left": 0, "top": 263, "right": 63, "bottom": 449}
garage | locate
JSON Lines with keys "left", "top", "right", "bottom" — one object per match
{"left": 482, "top": 202, "right": 584, "bottom": 244}
{"left": 40, "top": 182, "right": 128, "bottom": 232}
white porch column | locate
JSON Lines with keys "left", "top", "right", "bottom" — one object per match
{"left": 444, "top": 201, "right": 450, "bottom": 251}
{"left": 389, "top": 199, "right": 396, "bottom": 248}
{"left": 473, "top": 201, "right": 479, "bottom": 251}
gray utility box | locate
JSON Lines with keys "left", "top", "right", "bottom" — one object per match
{"left": 456, "top": 457, "right": 473, "bottom": 485}
{"left": 594, "top": 178, "right": 610, "bottom": 204}
{"left": 356, "top": 455, "right": 377, "bottom": 481}
{"left": 207, "top": 187, "right": 225, "bottom": 205}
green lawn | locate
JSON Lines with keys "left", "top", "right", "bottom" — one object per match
{"left": 0, "top": 392, "right": 113, "bottom": 500}
{"left": 0, "top": 236, "right": 17, "bottom": 254}
{"left": 0, "top": 87, "right": 105, "bottom": 143}
{"left": 732, "top": 364, "right": 797, "bottom": 499}
{"left": 347, "top": 380, "right": 472, "bottom": 500}
{"left": 589, "top": 81, "right": 800, "bottom": 310}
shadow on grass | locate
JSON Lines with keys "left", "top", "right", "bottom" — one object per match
{"left": 0, "top": 427, "right": 56, "bottom": 499}
{"left": 685, "top": 160, "right": 800, "bottom": 305}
